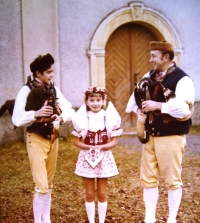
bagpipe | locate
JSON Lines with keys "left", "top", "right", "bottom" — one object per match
{"left": 25, "top": 77, "right": 62, "bottom": 141}
{"left": 134, "top": 73, "right": 194, "bottom": 144}
{"left": 25, "top": 87, "right": 62, "bottom": 117}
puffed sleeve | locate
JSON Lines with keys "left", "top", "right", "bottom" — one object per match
{"left": 105, "top": 101, "right": 123, "bottom": 137}
{"left": 71, "top": 104, "right": 88, "bottom": 139}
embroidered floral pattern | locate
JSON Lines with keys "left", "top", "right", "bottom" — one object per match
{"left": 75, "top": 149, "right": 119, "bottom": 178}
{"left": 85, "top": 147, "right": 104, "bottom": 168}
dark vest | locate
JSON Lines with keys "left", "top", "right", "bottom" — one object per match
{"left": 26, "top": 77, "right": 57, "bottom": 139}
{"left": 146, "top": 66, "right": 191, "bottom": 136}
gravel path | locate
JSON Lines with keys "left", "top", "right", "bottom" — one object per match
{"left": 119, "top": 134, "right": 200, "bottom": 154}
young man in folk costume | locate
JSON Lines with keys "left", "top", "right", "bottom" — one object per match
{"left": 12, "top": 53, "right": 75, "bottom": 223}
{"left": 126, "top": 41, "right": 195, "bottom": 223}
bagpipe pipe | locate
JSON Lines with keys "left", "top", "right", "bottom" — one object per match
{"left": 134, "top": 72, "right": 194, "bottom": 144}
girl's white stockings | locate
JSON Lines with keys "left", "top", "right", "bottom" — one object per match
{"left": 85, "top": 201, "right": 107, "bottom": 223}
{"left": 33, "top": 190, "right": 51, "bottom": 223}
{"left": 143, "top": 187, "right": 158, "bottom": 223}
{"left": 98, "top": 201, "right": 107, "bottom": 223}
{"left": 167, "top": 187, "right": 182, "bottom": 223}
{"left": 85, "top": 201, "right": 95, "bottom": 223}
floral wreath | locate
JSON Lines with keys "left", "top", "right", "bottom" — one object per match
{"left": 84, "top": 86, "right": 107, "bottom": 98}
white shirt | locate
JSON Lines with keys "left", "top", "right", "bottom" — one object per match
{"left": 12, "top": 85, "right": 75, "bottom": 127}
{"left": 126, "top": 71, "right": 195, "bottom": 119}
{"left": 87, "top": 110, "right": 105, "bottom": 132}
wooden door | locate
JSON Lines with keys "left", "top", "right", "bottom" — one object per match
{"left": 105, "top": 23, "right": 158, "bottom": 129}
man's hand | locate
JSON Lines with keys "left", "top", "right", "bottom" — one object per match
{"left": 136, "top": 108, "right": 143, "bottom": 115}
{"left": 142, "top": 100, "right": 162, "bottom": 113}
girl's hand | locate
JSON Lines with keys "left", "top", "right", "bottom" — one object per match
{"left": 96, "top": 145, "right": 107, "bottom": 151}
{"left": 74, "top": 137, "right": 91, "bottom": 150}
{"left": 51, "top": 114, "right": 63, "bottom": 123}
{"left": 96, "top": 137, "right": 118, "bottom": 151}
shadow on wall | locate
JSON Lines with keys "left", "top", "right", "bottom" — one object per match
{"left": 0, "top": 113, "right": 24, "bottom": 145}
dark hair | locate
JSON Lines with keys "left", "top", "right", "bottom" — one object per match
{"left": 30, "top": 54, "right": 54, "bottom": 78}
{"left": 32, "top": 64, "right": 53, "bottom": 78}
{"left": 161, "top": 51, "right": 174, "bottom": 60}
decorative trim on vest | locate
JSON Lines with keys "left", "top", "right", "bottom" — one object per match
{"left": 147, "top": 66, "right": 191, "bottom": 136}
{"left": 26, "top": 76, "right": 58, "bottom": 139}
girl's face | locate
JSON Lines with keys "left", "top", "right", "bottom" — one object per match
{"left": 86, "top": 94, "right": 104, "bottom": 113}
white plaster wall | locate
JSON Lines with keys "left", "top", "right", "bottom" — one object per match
{"left": 0, "top": 0, "right": 23, "bottom": 103}
{"left": 0, "top": 0, "right": 24, "bottom": 143}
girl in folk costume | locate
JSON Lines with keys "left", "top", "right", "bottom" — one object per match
{"left": 72, "top": 87, "right": 123, "bottom": 223}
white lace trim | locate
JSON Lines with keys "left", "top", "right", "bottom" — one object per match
{"left": 110, "top": 128, "right": 123, "bottom": 138}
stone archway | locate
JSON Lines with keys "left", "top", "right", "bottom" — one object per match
{"left": 87, "top": 1, "right": 182, "bottom": 87}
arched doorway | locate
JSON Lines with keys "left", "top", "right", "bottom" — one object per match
{"left": 87, "top": 2, "right": 182, "bottom": 130}
{"left": 105, "top": 23, "right": 158, "bottom": 129}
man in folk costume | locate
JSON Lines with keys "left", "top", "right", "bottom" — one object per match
{"left": 12, "top": 53, "right": 75, "bottom": 223}
{"left": 126, "top": 41, "right": 195, "bottom": 223}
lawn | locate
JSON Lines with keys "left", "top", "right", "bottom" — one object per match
{"left": 0, "top": 126, "right": 200, "bottom": 223}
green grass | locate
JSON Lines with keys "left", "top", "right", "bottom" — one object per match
{"left": 0, "top": 133, "right": 200, "bottom": 223}
{"left": 189, "top": 125, "right": 200, "bottom": 134}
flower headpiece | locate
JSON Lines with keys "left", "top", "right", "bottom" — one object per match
{"left": 84, "top": 86, "right": 107, "bottom": 98}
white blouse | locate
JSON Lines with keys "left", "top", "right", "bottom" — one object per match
{"left": 72, "top": 102, "right": 123, "bottom": 139}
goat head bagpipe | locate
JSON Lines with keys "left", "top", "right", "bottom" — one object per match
{"left": 134, "top": 77, "right": 154, "bottom": 144}
{"left": 25, "top": 85, "right": 62, "bottom": 141}
{"left": 25, "top": 87, "right": 61, "bottom": 116}
{"left": 0, "top": 76, "right": 62, "bottom": 142}
{"left": 134, "top": 73, "right": 194, "bottom": 144}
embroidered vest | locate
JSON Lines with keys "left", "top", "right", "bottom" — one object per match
{"left": 146, "top": 66, "right": 191, "bottom": 136}
{"left": 26, "top": 76, "right": 57, "bottom": 139}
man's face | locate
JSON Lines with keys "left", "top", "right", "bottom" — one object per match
{"left": 37, "top": 65, "right": 54, "bottom": 84}
{"left": 149, "top": 50, "right": 166, "bottom": 72}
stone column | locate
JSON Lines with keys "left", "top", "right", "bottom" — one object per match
{"left": 21, "top": 0, "right": 60, "bottom": 87}
{"left": 87, "top": 49, "right": 106, "bottom": 87}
